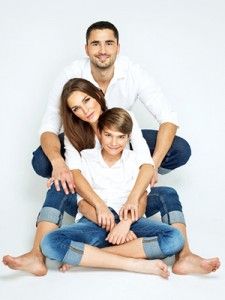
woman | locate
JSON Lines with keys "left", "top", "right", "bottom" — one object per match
{"left": 3, "top": 79, "right": 220, "bottom": 276}
{"left": 41, "top": 106, "right": 184, "bottom": 278}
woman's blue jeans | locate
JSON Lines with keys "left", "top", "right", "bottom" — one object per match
{"left": 41, "top": 211, "right": 185, "bottom": 265}
{"left": 32, "top": 130, "right": 191, "bottom": 178}
{"left": 37, "top": 185, "right": 185, "bottom": 227}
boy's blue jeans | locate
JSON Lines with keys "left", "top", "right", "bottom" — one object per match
{"left": 32, "top": 130, "right": 191, "bottom": 178}
{"left": 41, "top": 211, "right": 185, "bottom": 265}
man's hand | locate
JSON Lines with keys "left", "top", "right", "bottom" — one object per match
{"left": 96, "top": 204, "right": 115, "bottom": 231}
{"left": 106, "top": 220, "right": 132, "bottom": 245}
{"left": 47, "top": 158, "right": 75, "bottom": 194}
{"left": 119, "top": 200, "right": 139, "bottom": 222}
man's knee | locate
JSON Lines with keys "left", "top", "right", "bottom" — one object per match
{"left": 173, "top": 136, "right": 192, "bottom": 166}
{"left": 32, "top": 146, "right": 52, "bottom": 178}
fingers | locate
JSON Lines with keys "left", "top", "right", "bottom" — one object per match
{"left": 120, "top": 205, "right": 138, "bottom": 222}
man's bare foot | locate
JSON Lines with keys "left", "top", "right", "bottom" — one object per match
{"left": 130, "top": 259, "right": 170, "bottom": 279}
{"left": 2, "top": 251, "right": 47, "bottom": 276}
{"left": 172, "top": 253, "right": 220, "bottom": 275}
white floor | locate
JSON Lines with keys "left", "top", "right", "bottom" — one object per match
{"left": 1, "top": 170, "right": 224, "bottom": 300}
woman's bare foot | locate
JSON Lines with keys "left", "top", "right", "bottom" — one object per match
{"left": 172, "top": 253, "right": 220, "bottom": 275}
{"left": 130, "top": 259, "right": 170, "bottom": 279}
{"left": 2, "top": 251, "right": 47, "bottom": 276}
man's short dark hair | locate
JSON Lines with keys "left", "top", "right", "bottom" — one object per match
{"left": 86, "top": 21, "right": 119, "bottom": 44}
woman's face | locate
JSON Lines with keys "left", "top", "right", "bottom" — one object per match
{"left": 67, "top": 90, "right": 102, "bottom": 124}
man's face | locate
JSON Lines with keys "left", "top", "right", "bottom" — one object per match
{"left": 85, "top": 29, "right": 120, "bottom": 69}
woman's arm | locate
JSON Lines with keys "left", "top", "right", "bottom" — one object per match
{"left": 72, "top": 169, "right": 115, "bottom": 230}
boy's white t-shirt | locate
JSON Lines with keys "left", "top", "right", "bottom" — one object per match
{"left": 75, "top": 148, "right": 151, "bottom": 221}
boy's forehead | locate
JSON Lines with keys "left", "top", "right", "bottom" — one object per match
{"left": 103, "top": 126, "right": 126, "bottom": 136}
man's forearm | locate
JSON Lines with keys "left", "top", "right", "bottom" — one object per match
{"left": 153, "top": 122, "right": 177, "bottom": 168}
{"left": 40, "top": 132, "right": 63, "bottom": 164}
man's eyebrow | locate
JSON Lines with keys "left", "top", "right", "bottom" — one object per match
{"left": 90, "top": 40, "right": 116, "bottom": 44}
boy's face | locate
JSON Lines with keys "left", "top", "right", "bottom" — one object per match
{"left": 100, "top": 126, "right": 129, "bottom": 157}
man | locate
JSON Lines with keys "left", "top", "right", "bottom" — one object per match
{"left": 32, "top": 21, "right": 191, "bottom": 194}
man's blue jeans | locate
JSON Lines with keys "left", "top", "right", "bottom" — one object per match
{"left": 41, "top": 211, "right": 185, "bottom": 265}
{"left": 37, "top": 185, "right": 185, "bottom": 227}
{"left": 32, "top": 130, "right": 191, "bottom": 178}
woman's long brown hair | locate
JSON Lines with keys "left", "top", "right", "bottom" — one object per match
{"left": 60, "top": 78, "right": 107, "bottom": 152}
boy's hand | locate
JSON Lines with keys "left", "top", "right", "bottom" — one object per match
{"left": 119, "top": 200, "right": 138, "bottom": 222}
{"left": 105, "top": 220, "right": 132, "bottom": 245}
{"left": 96, "top": 204, "right": 115, "bottom": 231}
{"left": 125, "top": 230, "right": 137, "bottom": 242}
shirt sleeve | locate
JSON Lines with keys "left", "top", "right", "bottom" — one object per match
{"left": 64, "top": 135, "right": 82, "bottom": 171}
{"left": 133, "top": 64, "right": 179, "bottom": 126}
{"left": 39, "top": 63, "right": 82, "bottom": 136}
{"left": 128, "top": 111, "right": 154, "bottom": 167}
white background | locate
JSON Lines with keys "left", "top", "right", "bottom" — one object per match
{"left": 0, "top": 0, "right": 224, "bottom": 299}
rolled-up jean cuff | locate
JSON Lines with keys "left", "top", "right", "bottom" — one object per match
{"left": 36, "top": 207, "right": 62, "bottom": 226}
{"left": 142, "top": 237, "right": 165, "bottom": 259}
{"left": 162, "top": 211, "right": 186, "bottom": 225}
{"left": 158, "top": 167, "right": 171, "bottom": 175}
{"left": 62, "top": 241, "right": 84, "bottom": 265}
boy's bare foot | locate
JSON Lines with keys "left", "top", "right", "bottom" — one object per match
{"left": 2, "top": 251, "right": 47, "bottom": 276}
{"left": 131, "top": 259, "right": 170, "bottom": 279}
{"left": 59, "top": 263, "right": 72, "bottom": 272}
{"left": 172, "top": 253, "right": 220, "bottom": 275}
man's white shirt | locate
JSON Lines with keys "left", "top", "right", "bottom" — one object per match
{"left": 39, "top": 56, "right": 179, "bottom": 136}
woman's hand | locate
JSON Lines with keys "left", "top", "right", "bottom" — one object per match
{"left": 95, "top": 204, "right": 115, "bottom": 231}
{"left": 47, "top": 158, "right": 75, "bottom": 194}
{"left": 105, "top": 220, "right": 132, "bottom": 245}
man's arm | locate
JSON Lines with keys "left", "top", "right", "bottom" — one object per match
{"left": 150, "top": 122, "right": 177, "bottom": 186}
{"left": 41, "top": 132, "right": 75, "bottom": 194}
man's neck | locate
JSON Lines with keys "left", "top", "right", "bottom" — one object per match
{"left": 91, "top": 64, "right": 114, "bottom": 94}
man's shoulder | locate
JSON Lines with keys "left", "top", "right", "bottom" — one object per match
{"left": 64, "top": 57, "right": 89, "bottom": 73}
{"left": 116, "top": 55, "right": 145, "bottom": 76}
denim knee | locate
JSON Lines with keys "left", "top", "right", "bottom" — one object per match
{"left": 32, "top": 146, "right": 52, "bottom": 178}
{"left": 146, "top": 187, "right": 186, "bottom": 225}
{"left": 161, "top": 228, "right": 185, "bottom": 257}
{"left": 41, "top": 231, "right": 84, "bottom": 265}
{"left": 37, "top": 184, "right": 77, "bottom": 226}
{"left": 173, "top": 136, "right": 192, "bottom": 167}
